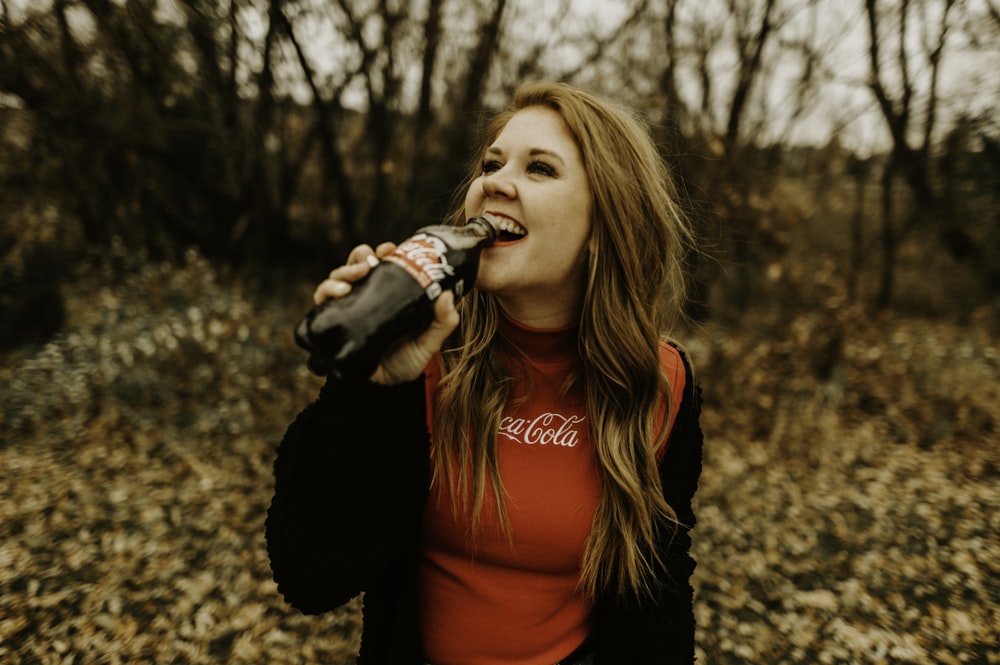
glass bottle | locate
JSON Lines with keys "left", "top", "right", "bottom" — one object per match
{"left": 294, "top": 215, "right": 498, "bottom": 379}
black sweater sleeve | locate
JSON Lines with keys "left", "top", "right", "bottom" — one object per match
{"left": 265, "top": 376, "right": 431, "bottom": 615}
{"left": 656, "top": 347, "right": 704, "bottom": 661}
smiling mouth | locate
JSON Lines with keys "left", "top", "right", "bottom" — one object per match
{"left": 487, "top": 214, "right": 527, "bottom": 243}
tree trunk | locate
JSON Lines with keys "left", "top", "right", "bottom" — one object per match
{"left": 877, "top": 162, "right": 896, "bottom": 310}
{"left": 848, "top": 165, "right": 867, "bottom": 304}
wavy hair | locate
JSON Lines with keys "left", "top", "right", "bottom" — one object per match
{"left": 434, "top": 81, "right": 693, "bottom": 601}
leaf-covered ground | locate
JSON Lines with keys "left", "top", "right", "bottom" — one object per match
{"left": 2, "top": 250, "right": 998, "bottom": 663}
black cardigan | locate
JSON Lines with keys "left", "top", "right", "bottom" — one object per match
{"left": 266, "top": 348, "right": 703, "bottom": 664}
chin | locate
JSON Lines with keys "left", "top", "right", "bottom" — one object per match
{"left": 473, "top": 277, "right": 502, "bottom": 294}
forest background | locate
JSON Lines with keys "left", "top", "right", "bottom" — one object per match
{"left": 1, "top": 0, "right": 998, "bottom": 662}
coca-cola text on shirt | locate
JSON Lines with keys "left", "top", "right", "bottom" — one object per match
{"left": 498, "top": 412, "right": 587, "bottom": 447}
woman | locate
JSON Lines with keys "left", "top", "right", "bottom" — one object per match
{"left": 266, "top": 81, "right": 704, "bottom": 665}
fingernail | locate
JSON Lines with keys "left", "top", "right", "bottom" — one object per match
{"left": 366, "top": 255, "right": 379, "bottom": 268}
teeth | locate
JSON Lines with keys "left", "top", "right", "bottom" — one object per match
{"left": 493, "top": 217, "right": 526, "bottom": 236}
{"left": 479, "top": 213, "right": 526, "bottom": 238}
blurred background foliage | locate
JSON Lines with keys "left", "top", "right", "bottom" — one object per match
{"left": 1, "top": 0, "right": 998, "bottom": 333}
{"left": 1, "top": 0, "right": 999, "bottom": 662}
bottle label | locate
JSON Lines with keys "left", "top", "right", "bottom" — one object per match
{"left": 384, "top": 234, "right": 455, "bottom": 298}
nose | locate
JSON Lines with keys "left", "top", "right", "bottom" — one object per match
{"left": 482, "top": 169, "right": 516, "bottom": 199}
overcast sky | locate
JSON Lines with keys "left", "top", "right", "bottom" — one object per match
{"left": 6, "top": 0, "right": 998, "bottom": 154}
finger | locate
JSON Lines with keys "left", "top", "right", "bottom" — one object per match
{"left": 374, "top": 242, "right": 397, "bottom": 259}
{"left": 315, "top": 262, "right": 369, "bottom": 305}
{"left": 419, "top": 291, "right": 460, "bottom": 349}
{"left": 367, "top": 291, "right": 459, "bottom": 385}
{"left": 316, "top": 244, "right": 384, "bottom": 305}
{"left": 327, "top": 260, "right": 372, "bottom": 282}
{"left": 313, "top": 279, "right": 351, "bottom": 305}
{"left": 346, "top": 244, "right": 377, "bottom": 265}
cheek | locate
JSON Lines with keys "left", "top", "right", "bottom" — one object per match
{"left": 464, "top": 179, "right": 484, "bottom": 215}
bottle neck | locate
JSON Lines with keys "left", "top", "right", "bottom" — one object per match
{"left": 465, "top": 216, "right": 498, "bottom": 243}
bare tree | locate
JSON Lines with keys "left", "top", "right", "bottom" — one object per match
{"left": 9, "top": 0, "right": 993, "bottom": 317}
{"left": 665, "top": 0, "right": 820, "bottom": 320}
{"left": 723, "top": 0, "right": 777, "bottom": 159}
{"left": 864, "top": 0, "right": 971, "bottom": 308}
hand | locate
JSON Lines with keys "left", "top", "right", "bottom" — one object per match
{"left": 313, "top": 242, "right": 460, "bottom": 385}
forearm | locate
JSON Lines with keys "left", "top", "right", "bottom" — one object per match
{"left": 265, "top": 375, "right": 430, "bottom": 614}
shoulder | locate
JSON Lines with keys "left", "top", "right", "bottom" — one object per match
{"left": 658, "top": 340, "right": 688, "bottom": 398}
{"left": 654, "top": 340, "right": 702, "bottom": 460}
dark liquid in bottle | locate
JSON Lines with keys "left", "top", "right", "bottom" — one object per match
{"left": 295, "top": 217, "right": 497, "bottom": 379}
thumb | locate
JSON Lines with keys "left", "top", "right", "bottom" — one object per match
{"left": 420, "top": 290, "right": 460, "bottom": 350}
{"left": 368, "top": 291, "right": 460, "bottom": 385}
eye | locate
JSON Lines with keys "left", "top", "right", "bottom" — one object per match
{"left": 527, "top": 160, "right": 556, "bottom": 177}
{"left": 482, "top": 159, "right": 502, "bottom": 174}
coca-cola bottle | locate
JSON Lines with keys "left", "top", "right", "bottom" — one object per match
{"left": 295, "top": 215, "right": 499, "bottom": 379}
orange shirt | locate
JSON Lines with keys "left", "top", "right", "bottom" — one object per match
{"left": 419, "top": 315, "right": 685, "bottom": 665}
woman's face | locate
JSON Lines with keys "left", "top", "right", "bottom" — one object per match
{"left": 465, "top": 106, "right": 593, "bottom": 326}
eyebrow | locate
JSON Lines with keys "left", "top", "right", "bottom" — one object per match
{"left": 485, "top": 145, "right": 566, "bottom": 165}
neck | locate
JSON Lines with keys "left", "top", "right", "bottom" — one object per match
{"left": 495, "top": 294, "right": 582, "bottom": 329}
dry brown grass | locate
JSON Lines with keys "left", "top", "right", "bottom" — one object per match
{"left": 1, "top": 247, "right": 997, "bottom": 663}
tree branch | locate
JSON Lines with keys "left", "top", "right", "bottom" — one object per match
{"left": 725, "top": 0, "right": 776, "bottom": 151}
{"left": 558, "top": 0, "right": 652, "bottom": 81}
{"left": 921, "top": 0, "right": 956, "bottom": 153}
{"left": 864, "top": 0, "right": 907, "bottom": 153}
{"left": 274, "top": 1, "right": 359, "bottom": 246}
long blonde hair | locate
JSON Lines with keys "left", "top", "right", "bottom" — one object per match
{"left": 434, "top": 81, "right": 693, "bottom": 601}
